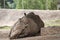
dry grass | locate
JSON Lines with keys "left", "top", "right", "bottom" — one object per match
{"left": 44, "top": 19, "right": 60, "bottom": 27}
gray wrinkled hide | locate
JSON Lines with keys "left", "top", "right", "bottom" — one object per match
{"left": 9, "top": 12, "right": 44, "bottom": 39}
{"left": 9, "top": 16, "right": 39, "bottom": 39}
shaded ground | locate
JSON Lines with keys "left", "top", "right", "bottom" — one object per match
{"left": 0, "top": 26, "right": 60, "bottom": 40}
{"left": 0, "top": 30, "right": 60, "bottom": 40}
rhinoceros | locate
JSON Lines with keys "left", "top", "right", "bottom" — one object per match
{"left": 9, "top": 12, "right": 44, "bottom": 39}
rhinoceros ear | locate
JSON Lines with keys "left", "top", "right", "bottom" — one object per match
{"left": 24, "top": 13, "right": 26, "bottom": 16}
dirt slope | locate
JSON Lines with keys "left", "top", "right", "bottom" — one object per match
{"left": 0, "top": 10, "right": 60, "bottom": 26}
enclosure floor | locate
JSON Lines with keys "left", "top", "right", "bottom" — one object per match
{"left": 0, "top": 29, "right": 60, "bottom": 40}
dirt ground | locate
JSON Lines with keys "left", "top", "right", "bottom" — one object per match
{"left": 0, "top": 27, "right": 60, "bottom": 40}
